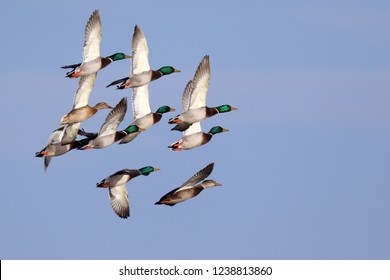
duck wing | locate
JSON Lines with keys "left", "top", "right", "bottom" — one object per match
{"left": 109, "top": 184, "right": 129, "bottom": 219}
{"left": 61, "top": 123, "right": 81, "bottom": 145}
{"left": 131, "top": 25, "right": 150, "bottom": 75}
{"left": 183, "top": 122, "right": 201, "bottom": 136}
{"left": 131, "top": 26, "right": 151, "bottom": 119}
{"left": 176, "top": 162, "right": 215, "bottom": 190}
{"left": 132, "top": 85, "right": 151, "bottom": 120}
{"left": 188, "top": 55, "right": 210, "bottom": 109}
{"left": 98, "top": 97, "right": 127, "bottom": 137}
{"left": 82, "top": 10, "right": 102, "bottom": 63}
{"left": 72, "top": 74, "right": 97, "bottom": 109}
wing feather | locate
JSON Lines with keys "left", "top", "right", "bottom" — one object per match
{"left": 83, "top": 10, "right": 102, "bottom": 63}
{"left": 132, "top": 85, "right": 151, "bottom": 119}
{"left": 109, "top": 184, "right": 129, "bottom": 219}
{"left": 98, "top": 97, "right": 127, "bottom": 137}
{"left": 183, "top": 122, "right": 201, "bottom": 136}
{"left": 131, "top": 25, "right": 150, "bottom": 75}
{"left": 61, "top": 123, "right": 81, "bottom": 145}
{"left": 72, "top": 74, "right": 97, "bottom": 109}
{"left": 177, "top": 162, "right": 215, "bottom": 189}
{"left": 181, "top": 80, "right": 195, "bottom": 111}
{"left": 189, "top": 55, "right": 210, "bottom": 109}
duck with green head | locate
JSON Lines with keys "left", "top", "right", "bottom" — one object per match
{"left": 78, "top": 97, "right": 144, "bottom": 150}
{"left": 61, "top": 10, "right": 131, "bottom": 78}
{"left": 155, "top": 162, "right": 222, "bottom": 206}
{"left": 96, "top": 166, "right": 160, "bottom": 219}
{"left": 106, "top": 25, "right": 180, "bottom": 89}
{"left": 168, "top": 55, "right": 237, "bottom": 131}
{"left": 168, "top": 123, "right": 228, "bottom": 151}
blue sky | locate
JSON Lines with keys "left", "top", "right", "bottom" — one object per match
{"left": 1, "top": 0, "right": 389, "bottom": 259}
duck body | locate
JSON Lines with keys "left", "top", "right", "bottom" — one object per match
{"left": 155, "top": 163, "right": 221, "bottom": 206}
{"left": 60, "top": 102, "right": 112, "bottom": 125}
{"left": 36, "top": 137, "right": 90, "bottom": 157}
{"left": 82, "top": 131, "right": 128, "bottom": 149}
{"left": 119, "top": 106, "right": 174, "bottom": 144}
{"left": 106, "top": 67, "right": 180, "bottom": 89}
{"left": 96, "top": 166, "right": 160, "bottom": 219}
{"left": 97, "top": 169, "right": 141, "bottom": 188}
{"left": 169, "top": 131, "right": 212, "bottom": 151}
{"left": 63, "top": 57, "right": 111, "bottom": 78}
{"left": 169, "top": 105, "right": 237, "bottom": 131}
{"left": 169, "top": 125, "right": 228, "bottom": 151}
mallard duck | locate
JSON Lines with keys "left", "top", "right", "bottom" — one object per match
{"left": 60, "top": 102, "right": 112, "bottom": 125}
{"left": 155, "top": 162, "right": 221, "bottom": 206}
{"left": 168, "top": 55, "right": 237, "bottom": 131}
{"left": 61, "top": 10, "right": 131, "bottom": 78}
{"left": 60, "top": 73, "right": 112, "bottom": 127}
{"left": 60, "top": 74, "right": 97, "bottom": 145}
{"left": 96, "top": 166, "right": 160, "bottom": 218}
{"left": 106, "top": 25, "right": 180, "bottom": 89}
{"left": 35, "top": 127, "right": 94, "bottom": 170}
{"left": 168, "top": 123, "right": 228, "bottom": 151}
{"left": 79, "top": 97, "right": 143, "bottom": 150}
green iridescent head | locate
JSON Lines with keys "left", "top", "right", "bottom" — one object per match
{"left": 139, "top": 166, "right": 161, "bottom": 176}
{"left": 156, "top": 105, "right": 175, "bottom": 114}
{"left": 123, "top": 125, "right": 142, "bottom": 134}
{"left": 107, "top": 52, "right": 132, "bottom": 61}
{"left": 216, "top": 105, "right": 238, "bottom": 113}
{"left": 208, "top": 126, "right": 229, "bottom": 135}
{"left": 158, "top": 66, "right": 181, "bottom": 75}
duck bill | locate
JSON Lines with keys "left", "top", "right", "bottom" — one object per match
{"left": 125, "top": 55, "right": 132, "bottom": 59}
{"left": 174, "top": 69, "right": 181, "bottom": 73}
{"left": 231, "top": 107, "right": 238, "bottom": 111}
{"left": 170, "top": 107, "right": 176, "bottom": 112}
{"left": 222, "top": 128, "right": 229, "bottom": 132}
{"left": 153, "top": 168, "right": 161, "bottom": 172}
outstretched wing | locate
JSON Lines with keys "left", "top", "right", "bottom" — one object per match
{"left": 72, "top": 74, "right": 97, "bottom": 109}
{"left": 188, "top": 55, "right": 210, "bottom": 109}
{"left": 82, "top": 10, "right": 102, "bottom": 63}
{"left": 131, "top": 25, "right": 150, "bottom": 75}
{"left": 177, "top": 162, "right": 215, "bottom": 190}
{"left": 132, "top": 85, "right": 151, "bottom": 119}
{"left": 98, "top": 97, "right": 127, "bottom": 137}
{"left": 109, "top": 184, "right": 129, "bottom": 219}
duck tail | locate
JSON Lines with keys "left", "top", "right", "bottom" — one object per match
{"left": 106, "top": 77, "right": 127, "bottom": 88}
{"left": 171, "top": 123, "right": 191, "bottom": 132}
{"left": 61, "top": 62, "right": 81, "bottom": 69}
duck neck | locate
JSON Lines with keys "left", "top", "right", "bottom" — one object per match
{"left": 151, "top": 70, "right": 163, "bottom": 81}
{"left": 206, "top": 106, "right": 219, "bottom": 117}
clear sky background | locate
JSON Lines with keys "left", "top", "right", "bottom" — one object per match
{"left": 1, "top": 0, "right": 389, "bottom": 259}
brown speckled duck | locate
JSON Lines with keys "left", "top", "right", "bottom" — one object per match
{"left": 155, "top": 163, "right": 221, "bottom": 206}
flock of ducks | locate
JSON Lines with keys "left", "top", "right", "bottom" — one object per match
{"left": 35, "top": 10, "right": 237, "bottom": 219}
